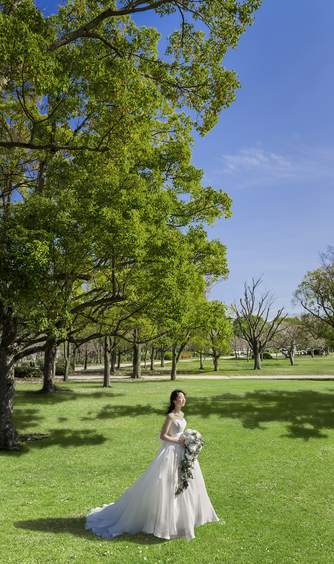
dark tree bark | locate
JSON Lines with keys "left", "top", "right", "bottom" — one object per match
{"left": 288, "top": 349, "right": 295, "bottom": 366}
{"left": 160, "top": 345, "right": 165, "bottom": 367}
{"left": 0, "top": 349, "right": 19, "bottom": 449}
{"left": 170, "top": 335, "right": 189, "bottom": 380}
{"left": 63, "top": 341, "right": 70, "bottom": 382}
{"left": 110, "top": 345, "right": 116, "bottom": 374}
{"left": 253, "top": 348, "right": 261, "bottom": 370}
{"left": 132, "top": 343, "right": 142, "bottom": 379}
{"left": 40, "top": 338, "right": 58, "bottom": 392}
{"left": 171, "top": 345, "right": 178, "bottom": 381}
{"left": 72, "top": 345, "right": 77, "bottom": 371}
{"left": 84, "top": 345, "right": 88, "bottom": 369}
{"left": 117, "top": 349, "right": 122, "bottom": 370}
{"left": 150, "top": 345, "right": 155, "bottom": 370}
{"left": 213, "top": 355, "right": 219, "bottom": 371}
{"left": 199, "top": 351, "right": 204, "bottom": 370}
{"left": 103, "top": 335, "right": 111, "bottom": 387}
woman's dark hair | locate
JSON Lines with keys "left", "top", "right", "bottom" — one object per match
{"left": 166, "top": 390, "right": 186, "bottom": 414}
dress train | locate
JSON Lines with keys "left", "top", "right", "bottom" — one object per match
{"left": 85, "top": 419, "right": 219, "bottom": 541}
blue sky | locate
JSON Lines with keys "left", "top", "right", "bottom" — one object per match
{"left": 190, "top": 0, "right": 334, "bottom": 314}
{"left": 41, "top": 0, "right": 334, "bottom": 315}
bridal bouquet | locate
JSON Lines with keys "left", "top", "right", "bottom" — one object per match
{"left": 175, "top": 429, "right": 204, "bottom": 495}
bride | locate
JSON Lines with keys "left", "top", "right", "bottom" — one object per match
{"left": 85, "top": 389, "right": 219, "bottom": 541}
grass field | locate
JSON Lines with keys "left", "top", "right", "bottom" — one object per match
{"left": 2, "top": 378, "right": 334, "bottom": 563}
{"left": 76, "top": 353, "right": 334, "bottom": 378}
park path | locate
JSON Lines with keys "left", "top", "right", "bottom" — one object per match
{"left": 63, "top": 371, "right": 334, "bottom": 382}
{"left": 60, "top": 358, "right": 334, "bottom": 381}
{"left": 62, "top": 374, "right": 334, "bottom": 381}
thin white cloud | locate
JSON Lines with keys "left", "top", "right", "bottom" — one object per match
{"left": 205, "top": 144, "right": 334, "bottom": 189}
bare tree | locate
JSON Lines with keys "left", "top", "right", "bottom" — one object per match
{"left": 273, "top": 318, "right": 303, "bottom": 366}
{"left": 232, "top": 277, "right": 286, "bottom": 370}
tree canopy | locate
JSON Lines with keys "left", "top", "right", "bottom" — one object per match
{"left": 0, "top": 0, "right": 262, "bottom": 448}
{"left": 294, "top": 247, "right": 334, "bottom": 331}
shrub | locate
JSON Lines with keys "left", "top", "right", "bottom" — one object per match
{"left": 262, "top": 352, "right": 273, "bottom": 360}
{"left": 55, "top": 360, "right": 74, "bottom": 375}
{"left": 14, "top": 366, "right": 43, "bottom": 379}
{"left": 180, "top": 352, "right": 192, "bottom": 359}
{"left": 164, "top": 352, "right": 173, "bottom": 360}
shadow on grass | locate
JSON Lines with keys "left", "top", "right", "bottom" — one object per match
{"left": 13, "top": 382, "right": 334, "bottom": 442}
{"left": 81, "top": 402, "right": 163, "bottom": 422}
{"left": 187, "top": 389, "right": 334, "bottom": 440}
{"left": 19, "top": 387, "right": 126, "bottom": 401}
{"left": 1, "top": 428, "right": 107, "bottom": 457}
{"left": 13, "top": 517, "right": 168, "bottom": 545}
{"left": 82, "top": 388, "right": 334, "bottom": 441}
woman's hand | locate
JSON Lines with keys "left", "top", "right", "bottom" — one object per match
{"left": 178, "top": 439, "right": 186, "bottom": 448}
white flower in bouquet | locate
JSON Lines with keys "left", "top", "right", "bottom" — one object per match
{"left": 175, "top": 429, "right": 204, "bottom": 495}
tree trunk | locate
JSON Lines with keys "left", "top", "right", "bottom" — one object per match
{"left": 132, "top": 343, "right": 142, "bottom": 379}
{"left": 110, "top": 345, "right": 116, "bottom": 374}
{"left": 84, "top": 345, "right": 88, "bottom": 370}
{"left": 160, "top": 345, "right": 165, "bottom": 367}
{"left": 72, "top": 345, "right": 77, "bottom": 371}
{"left": 199, "top": 351, "right": 204, "bottom": 370}
{"left": 150, "top": 345, "right": 155, "bottom": 370}
{"left": 0, "top": 349, "right": 19, "bottom": 449}
{"left": 103, "top": 335, "right": 111, "bottom": 387}
{"left": 117, "top": 349, "right": 122, "bottom": 370}
{"left": 171, "top": 345, "right": 177, "bottom": 381}
{"left": 310, "top": 347, "right": 314, "bottom": 358}
{"left": 63, "top": 341, "right": 70, "bottom": 382}
{"left": 213, "top": 355, "right": 219, "bottom": 371}
{"left": 143, "top": 347, "right": 148, "bottom": 368}
{"left": 253, "top": 349, "right": 262, "bottom": 370}
{"left": 40, "top": 339, "right": 58, "bottom": 393}
{"left": 288, "top": 350, "right": 295, "bottom": 366}
{"left": 170, "top": 335, "right": 189, "bottom": 380}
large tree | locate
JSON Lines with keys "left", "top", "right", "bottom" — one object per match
{"left": 0, "top": 0, "right": 262, "bottom": 448}
{"left": 0, "top": 122, "right": 232, "bottom": 447}
{"left": 192, "top": 300, "right": 232, "bottom": 371}
{"left": 232, "top": 277, "right": 286, "bottom": 370}
{"left": 1, "top": 0, "right": 262, "bottom": 152}
{"left": 294, "top": 247, "right": 334, "bottom": 331}
{"left": 274, "top": 317, "right": 303, "bottom": 366}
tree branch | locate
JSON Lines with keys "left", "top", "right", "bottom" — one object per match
{"left": 0, "top": 141, "right": 109, "bottom": 152}
{"left": 48, "top": 0, "right": 172, "bottom": 52}
{"left": 80, "top": 32, "right": 125, "bottom": 58}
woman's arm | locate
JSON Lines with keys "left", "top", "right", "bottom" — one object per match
{"left": 160, "top": 414, "right": 186, "bottom": 447}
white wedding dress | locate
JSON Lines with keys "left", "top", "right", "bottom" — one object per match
{"left": 85, "top": 419, "right": 219, "bottom": 541}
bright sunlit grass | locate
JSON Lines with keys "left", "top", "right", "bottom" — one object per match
{"left": 2, "top": 379, "right": 334, "bottom": 563}
{"left": 81, "top": 353, "right": 334, "bottom": 378}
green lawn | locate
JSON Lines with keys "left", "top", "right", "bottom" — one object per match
{"left": 78, "top": 353, "right": 334, "bottom": 378}
{"left": 2, "top": 379, "right": 334, "bottom": 563}
{"left": 172, "top": 354, "right": 334, "bottom": 377}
